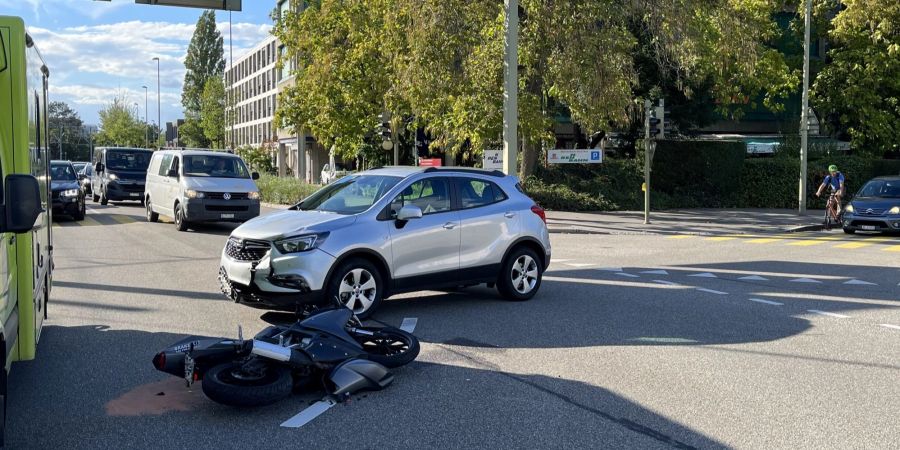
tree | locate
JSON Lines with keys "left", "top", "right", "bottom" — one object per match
{"left": 182, "top": 9, "right": 225, "bottom": 148}
{"left": 812, "top": 0, "right": 900, "bottom": 156}
{"left": 48, "top": 101, "right": 91, "bottom": 160}
{"left": 95, "top": 95, "right": 146, "bottom": 148}
{"left": 200, "top": 77, "right": 226, "bottom": 148}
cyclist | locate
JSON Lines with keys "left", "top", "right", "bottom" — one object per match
{"left": 815, "top": 164, "right": 845, "bottom": 220}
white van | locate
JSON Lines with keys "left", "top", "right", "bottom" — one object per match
{"left": 145, "top": 150, "right": 261, "bottom": 231}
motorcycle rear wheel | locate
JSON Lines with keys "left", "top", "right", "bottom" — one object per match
{"left": 353, "top": 327, "right": 420, "bottom": 369}
{"left": 202, "top": 361, "right": 292, "bottom": 407}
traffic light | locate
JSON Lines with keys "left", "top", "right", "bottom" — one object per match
{"left": 649, "top": 112, "right": 661, "bottom": 138}
{"left": 378, "top": 112, "right": 392, "bottom": 151}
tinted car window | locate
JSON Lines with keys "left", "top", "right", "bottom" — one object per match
{"left": 459, "top": 178, "right": 505, "bottom": 209}
{"left": 51, "top": 163, "right": 77, "bottom": 181}
{"left": 391, "top": 178, "right": 452, "bottom": 215}
{"left": 107, "top": 150, "right": 151, "bottom": 171}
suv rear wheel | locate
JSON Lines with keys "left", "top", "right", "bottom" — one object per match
{"left": 326, "top": 258, "right": 383, "bottom": 319}
{"left": 497, "top": 246, "right": 543, "bottom": 301}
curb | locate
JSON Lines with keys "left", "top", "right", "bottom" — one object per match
{"left": 785, "top": 224, "right": 825, "bottom": 233}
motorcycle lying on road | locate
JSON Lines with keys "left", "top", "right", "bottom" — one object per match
{"left": 152, "top": 306, "right": 419, "bottom": 407}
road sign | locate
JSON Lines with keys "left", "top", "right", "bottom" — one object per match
{"left": 547, "top": 149, "right": 602, "bottom": 164}
{"left": 483, "top": 149, "right": 503, "bottom": 170}
{"left": 418, "top": 158, "right": 442, "bottom": 167}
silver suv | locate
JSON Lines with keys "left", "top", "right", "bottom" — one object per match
{"left": 218, "top": 167, "right": 551, "bottom": 318}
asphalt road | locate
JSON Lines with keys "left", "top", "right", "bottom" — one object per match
{"left": 8, "top": 202, "right": 900, "bottom": 449}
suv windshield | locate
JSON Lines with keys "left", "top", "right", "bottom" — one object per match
{"left": 183, "top": 155, "right": 250, "bottom": 178}
{"left": 295, "top": 175, "right": 402, "bottom": 215}
{"left": 51, "top": 164, "right": 77, "bottom": 181}
{"left": 107, "top": 150, "right": 151, "bottom": 171}
{"left": 857, "top": 180, "right": 900, "bottom": 198}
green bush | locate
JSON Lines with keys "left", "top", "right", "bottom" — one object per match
{"left": 521, "top": 176, "right": 617, "bottom": 211}
{"left": 256, "top": 174, "right": 320, "bottom": 205}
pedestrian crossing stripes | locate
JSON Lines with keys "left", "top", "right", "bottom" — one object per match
{"left": 666, "top": 232, "right": 900, "bottom": 251}
{"left": 53, "top": 214, "right": 140, "bottom": 227}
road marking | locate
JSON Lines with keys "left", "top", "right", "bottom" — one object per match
{"left": 281, "top": 398, "right": 337, "bottom": 428}
{"left": 400, "top": 317, "right": 418, "bottom": 333}
{"left": 808, "top": 310, "right": 850, "bottom": 319}
{"left": 550, "top": 259, "right": 571, "bottom": 263}
{"left": 652, "top": 280, "right": 679, "bottom": 286}
{"left": 746, "top": 238, "right": 780, "bottom": 244}
{"left": 565, "top": 263, "right": 596, "bottom": 267}
{"left": 705, "top": 236, "right": 736, "bottom": 241}
{"left": 883, "top": 245, "right": 900, "bottom": 252}
{"left": 738, "top": 275, "right": 769, "bottom": 281}
{"left": 834, "top": 241, "right": 874, "bottom": 249}
{"left": 879, "top": 324, "right": 900, "bottom": 330}
{"left": 749, "top": 298, "right": 783, "bottom": 306}
{"left": 787, "top": 239, "right": 831, "bottom": 246}
{"left": 80, "top": 215, "right": 104, "bottom": 227}
{"left": 790, "top": 278, "right": 822, "bottom": 283}
{"left": 596, "top": 267, "right": 623, "bottom": 272}
{"left": 614, "top": 272, "right": 640, "bottom": 278}
{"left": 696, "top": 288, "right": 727, "bottom": 295}
{"left": 667, "top": 235, "right": 695, "bottom": 239}
{"left": 640, "top": 269, "right": 668, "bottom": 275}
{"left": 107, "top": 214, "right": 138, "bottom": 225}
{"left": 843, "top": 279, "right": 876, "bottom": 286}
{"left": 688, "top": 272, "right": 717, "bottom": 278}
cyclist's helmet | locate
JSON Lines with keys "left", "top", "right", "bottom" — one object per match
{"left": 828, "top": 164, "right": 838, "bottom": 172}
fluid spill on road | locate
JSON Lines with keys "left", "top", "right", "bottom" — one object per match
{"left": 105, "top": 378, "right": 206, "bottom": 416}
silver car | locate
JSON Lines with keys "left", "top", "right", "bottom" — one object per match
{"left": 218, "top": 166, "right": 551, "bottom": 318}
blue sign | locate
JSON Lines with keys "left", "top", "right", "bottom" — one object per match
{"left": 591, "top": 151, "right": 600, "bottom": 161}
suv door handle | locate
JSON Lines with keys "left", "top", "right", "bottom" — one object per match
{"left": 443, "top": 222, "right": 457, "bottom": 230}
{"left": 504, "top": 212, "right": 516, "bottom": 218}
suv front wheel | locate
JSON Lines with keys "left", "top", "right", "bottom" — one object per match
{"left": 326, "top": 258, "right": 383, "bottom": 319}
{"left": 498, "top": 247, "right": 543, "bottom": 301}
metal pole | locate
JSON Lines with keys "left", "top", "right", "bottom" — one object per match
{"left": 799, "top": 0, "right": 811, "bottom": 214}
{"left": 644, "top": 99, "right": 651, "bottom": 224}
{"left": 143, "top": 86, "right": 149, "bottom": 148}
{"left": 501, "top": 0, "right": 518, "bottom": 175}
{"left": 229, "top": 10, "right": 235, "bottom": 149}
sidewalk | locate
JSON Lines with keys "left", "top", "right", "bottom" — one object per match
{"left": 546, "top": 209, "right": 825, "bottom": 236}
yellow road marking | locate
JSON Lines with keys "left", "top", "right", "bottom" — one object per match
{"left": 705, "top": 236, "right": 736, "bottom": 241}
{"left": 787, "top": 237, "right": 842, "bottom": 246}
{"left": 79, "top": 215, "right": 103, "bottom": 227}
{"left": 746, "top": 238, "right": 780, "bottom": 244}
{"left": 834, "top": 241, "right": 874, "bottom": 249}
{"left": 667, "top": 235, "right": 696, "bottom": 239}
{"left": 883, "top": 245, "right": 900, "bottom": 252}
{"left": 107, "top": 214, "right": 138, "bottom": 225}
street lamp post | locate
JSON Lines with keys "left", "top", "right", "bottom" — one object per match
{"left": 152, "top": 57, "right": 161, "bottom": 148}
{"left": 142, "top": 85, "right": 149, "bottom": 148}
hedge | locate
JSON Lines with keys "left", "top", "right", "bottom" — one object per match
{"left": 256, "top": 174, "right": 321, "bottom": 205}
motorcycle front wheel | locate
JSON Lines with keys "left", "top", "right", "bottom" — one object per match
{"left": 353, "top": 327, "right": 420, "bottom": 369}
{"left": 201, "top": 361, "right": 293, "bottom": 407}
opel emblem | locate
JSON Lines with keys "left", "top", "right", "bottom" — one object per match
{"left": 223, "top": 192, "right": 231, "bottom": 200}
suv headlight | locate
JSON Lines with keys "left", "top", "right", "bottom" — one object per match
{"left": 844, "top": 204, "right": 854, "bottom": 213}
{"left": 108, "top": 173, "right": 118, "bottom": 181}
{"left": 185, "top": 189, "right": 205, "bottom": 199}
{"left": 62, "top": 189, "right": 80, "bottom": 197}
{"left": 248, "top": 191, "right": 260, "bottom": 200}
{"left": 274, "top": 232, "right": 329, "bottom": 254}
{"left": 890, "top": 206, "right": 900, "bottom": 215}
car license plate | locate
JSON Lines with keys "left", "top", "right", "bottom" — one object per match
{"left": 129, "top": 192, "right": 140, "bottom": 197}
{"left": 861, "top": 225, "right": 876, "bottom": 231}
{"left": 221, "top": 213, "right": 235, "bottom": 219}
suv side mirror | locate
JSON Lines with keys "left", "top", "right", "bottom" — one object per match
{"left": 251, "top": 172, "right": 259, "bottom": 180}
{"left": 95, "top": 162, "right": 104, "bottom": 172}
{"left": 166, "top": 168, "right": 178, "bottom": 178}
{"left": 396, "top": 204, "right": 423, "bottom": 221}
{"left": 0, "top": 175, "right": 43, "bottom": 234}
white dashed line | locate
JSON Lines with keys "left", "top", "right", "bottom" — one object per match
{"left": 688, "top": 272, "right": 717, "bottom": 278}
{"left": 879, "top": 324, "right": 900, "bottom": 330}
{"left": 400, "top": 317, "right": 418, "bottom": 333}
{"left": 843, "top": 279, "right": 877, "bottom": 286}
{"left": 738, "top": 275, "right": 769, "bottom": 281}
{"left": 640, "top": 269, "right": 669, "bottom": 275}
{"left": 696, "top": 288, "right": 727, "bottom": 295}
{"left": 614, "top": 272, "right": 640, "bottom": 278}
{"left": 550, "top": 259, "right": 571, "bottom": 263}
{"left": 565, "top": 263, "right": 596, "bottom": 267}
{"left": 790, "top": 278, "right": 822, "bottom": 284}
{"left": 808, "top": 310, "right": 850, "bottom": 319}
{"left": 748, "top": 298, "right": 783, "bottom": 306}
{"left": 652, "top": 280, "right": 680, "bottom": 286}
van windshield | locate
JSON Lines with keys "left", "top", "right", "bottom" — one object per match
{"left": 107, "top": 150, "right": 151, "bottom": 171}
{"left": 182, "top": 155, "right": 251, "bottom": 179}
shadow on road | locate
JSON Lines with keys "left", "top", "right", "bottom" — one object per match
{"left": 8, "top": 324, "right": 724, "bottom": 449}
{"left": 54, "top": 280, "right": 226, "bottom": 302}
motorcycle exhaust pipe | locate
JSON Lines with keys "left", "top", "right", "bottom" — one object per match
{"left": 250, "top": 340, "right": 312, "bottom": 367}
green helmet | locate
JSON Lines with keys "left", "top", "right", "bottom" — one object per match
{"left": 828, "top": 164, "right": 838, "bottom": 172}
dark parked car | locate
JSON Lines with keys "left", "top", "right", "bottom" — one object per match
{"left": 77, "top": 163, "right": 93, "bottom": 196}
{"left": 51, "top": 160, "right": 86, "bottom": 221}
{"left": 842, "top": 176, "right": 900, "bottom": 234}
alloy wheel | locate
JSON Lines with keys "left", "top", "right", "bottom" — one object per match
{"left": 510, "top": 255, "right": 539, "bottom": 294}
{"left": 338, "top": 268, "right": 377, "bottom": 314}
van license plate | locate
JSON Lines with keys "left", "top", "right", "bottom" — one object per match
{"left": 221, "top": 214, "right": 235, "bottom": 219}
{"left": 129, "top": 193, "right": 140, "bottom": 197}
{"left": 860, "top": 225, "right": 876, "bottom": 231}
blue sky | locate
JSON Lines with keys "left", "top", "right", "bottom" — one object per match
{"left": 0, "top": 0, "right": 274, "bottom": 126}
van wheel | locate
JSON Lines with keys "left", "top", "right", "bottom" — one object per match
{"left": 146, "top": 199, "right": 159, "bottom": 223}
{"left": 497, "top": 247, "right": 543, "bottom": 301}
{"left": 174, "top": 205, "right": 190, "bottom": 232}
{"left": 100, "top": 187, "right": 108, "bottom": 206}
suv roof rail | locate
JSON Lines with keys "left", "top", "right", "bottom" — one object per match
{"left": 422, "top": 167, "right": 505, "bottom": 177}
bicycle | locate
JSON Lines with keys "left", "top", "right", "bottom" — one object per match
{"left": 823, "top": 190, "right": 842, "bottom": 230}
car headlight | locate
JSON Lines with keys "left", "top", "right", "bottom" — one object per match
{"left": 890, "top": 206, "right": 900, "bottom": 215}
{"left": 185, "top": 189, "right": 205, "bottom": 199}
{"left": 844, "top": 204, "right": 854, "bottom": 213}
{"left": 248, "top": 191, "right": 260, "bottom": 200}
{"left": 108, "top": 173, "right": 118, "bottom": 181}
{"left": 62, "top": 189, "right": 80, "bottom": 197}
{"left": 274, "top": 232, "right": 329, "bottom": 254}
